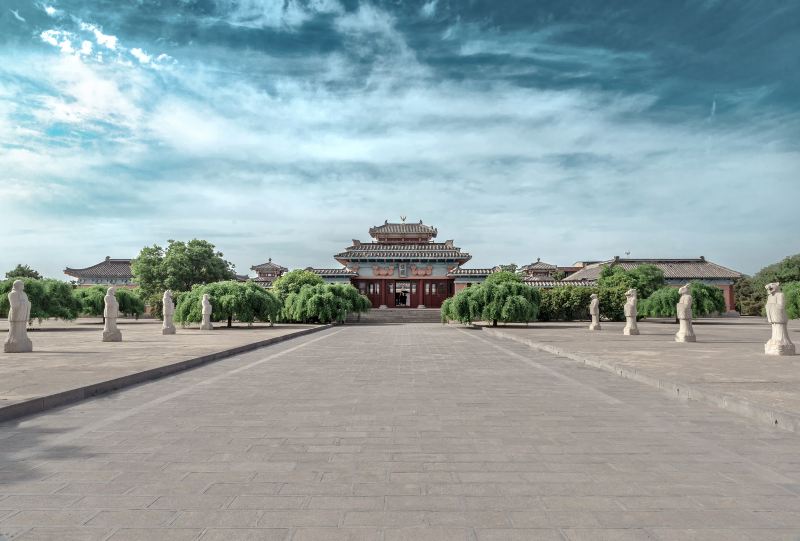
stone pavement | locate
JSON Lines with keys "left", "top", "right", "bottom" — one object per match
{"left": 481, "top": 317, "right": 800, "bottom": 432}
{"left": 0, "top": 318, "right": 318, "bottom": 417}
{"left": 2, "top": 324, "right": 800, "bottom": 540}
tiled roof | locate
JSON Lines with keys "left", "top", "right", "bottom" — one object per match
{"left": 64, "top": 257, "right": 132, "bottom": 279}
{"left": 563, "top": 258, "right": 742, "bottom": 282}
{"left": 449, "top": 267, "right": 497, "bottom": 277}
{"left": 523, "top": 278, "right": 593, "bottom": 288}
{"left": 369, "top": 221, "right": 437, "bottom": 239}
{"left": 308, "top": 267, "right": 357, "bottom": 277}
{"left": 251, "top": 258, "right": 288, "bottom": 273}
{"left": 520, "top": 259, "right": 557, "bottom": 272}
{"left": 335, "top": 243, "right": 471, "bottom": 262}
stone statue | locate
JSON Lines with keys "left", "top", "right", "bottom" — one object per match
{"left": 675, "top": 283, "right": 696, "bottom": 342}
{"left": 623, "top": 288, "right": 639, "bottom": 335}
{"left": 102, "top": 286, "right": 122, "bottom": 342}
{"left": 764, "top": 282, "right": 795, "bottom": 356}
{"left": 4, "top": 280, "right": 32, "bottom": 353}
{"left": 588, "top": 293, "right": 601, "bottom": 331}
{"left": 162, "top": 290, "right": 176, "bottom": 335}
{"left": 200, "top": 293, "right": 213, "bottom": 330}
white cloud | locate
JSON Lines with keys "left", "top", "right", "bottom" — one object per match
{"left": 420, "top": 0, "right": 438, "bottom": 19}
{"left": 43, "top": 5, "right": 59, "bottom": 17}
{"left": 79, "top": 40, "right": 93, "bottom": 56}
{"left": 130, "top": 47, "right": 151, "bottom": 64}
{"left": 79, "top": 22, "right": 118, "bottom": 50}
{"left": 10, "top": 9, "right": 25, "bottom": 22}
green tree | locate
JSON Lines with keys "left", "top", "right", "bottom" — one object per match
{"left": 498, "top": 264, "right": 518, "bottom": 273}
{"left": 597, "top": 285, "right": 627, "bottom": 322}
{"left": 0, "top": 278, "right": 81, "bottom": 322}
{"left": 131, "top": 239, "right": 236, "bottom": 313}
{"left": 5, "top": 264, "right": 42, "bottom": 280}
{"left": 442, "top": 274, "right": 540, "bottom": 326}
{"left": 282, "top": 283, "right": 370, "bottom": 324}
{"left": 598, "top": 264, "right": 665, "bottom": 300}
{"left": 73, "top": 286, "right": 145, "bottom": 321}
{"left": 639, "top": 282, "right": 726, "bottom": 319}
{"left": 272, "top": 270, "right": 324, "bottom": 304}
{"left": 752, "top": 254, "right": 800, "bottom": 289}
{"left": 733, "top": 277, "right": 764, "bottom": 316}
{"left": 174, "top": 281, "right": 280, "bottom": 328}
{"left": 783, "top": 282, "right": 800, "bottom": 320}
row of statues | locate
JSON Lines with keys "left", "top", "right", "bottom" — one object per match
{"left": 588, "top": 283, "right": 793, "bottom": 355}
{"left": 3, "top": 284, "right": 216, "bottom": 353}
{"left": 4, "top": 281, "right": 796, "bottom": 356}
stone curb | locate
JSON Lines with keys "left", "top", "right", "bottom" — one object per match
{"left": 0, "top": 324, "right": 333, "bottom": 423}
{"left": 480, "top": 326, "right": 800, "bottom": 433}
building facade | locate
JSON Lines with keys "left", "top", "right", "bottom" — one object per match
{"left": 64, "top": 257, "right": 135, "bottom": 288}
{"left": 319, "top": 220, "right": 483, "bottom": 309}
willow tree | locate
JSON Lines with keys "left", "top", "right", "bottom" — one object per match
{"left": 0, "top": 278, "right": 81, "bottom": 322}
{"left": 74, "top": 286, "right": 145, "bottom": 321}
{"left": 175, "top": 281, "right": 280, "bottom": 327}
{"left": 283, "top": 283, "right": 370, "bottom": 324}
{"left": 442, "top": 272, "right": 540, "bottom": 326}
{"left": 639, "top": 282, "right": 726, "bottom": 319}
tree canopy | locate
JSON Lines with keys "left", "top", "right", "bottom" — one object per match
{"left": 639, "top": 283, "right": 726, "bottom": 318}
{"left": 442, "top": 274, "right": 541, "bottom": 326}
{"left": 283, "top": 283, "right": 370, "bottom": 324}
{"left": 0, "top": 278, "right": 80, "bottom": 322}
{"left": 752, "top": 254, "right": 800, "bottom": 288}
{"left": 272, "top": 270, "right": 325, "bottom": 303}
{"left": 598, "top": 263, "right": 666, "bottom": 300}
{"left": 73, "top": 286, "right": 145, "bottom": 319}
{"left": 131, "top": 239, "right": 236, "bottom": 312}
{"left": 783, "top": 282, "right": 800, "bottom": 320}
{"left": 5, "top": 264, "right": 42, "bottom": 280}
{"left": 174, "top": 281, "right": 281, "bottom": 327}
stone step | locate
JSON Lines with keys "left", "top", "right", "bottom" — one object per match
{"left": 347, "top": 308, "right": 443, "bottom": 324}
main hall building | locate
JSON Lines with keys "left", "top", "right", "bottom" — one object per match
{"left": 318, "top": 220, "right": 493, "bottom": 309}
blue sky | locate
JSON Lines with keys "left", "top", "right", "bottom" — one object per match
{"left": 1, "top": 0, "right": 798, "bottom": 277}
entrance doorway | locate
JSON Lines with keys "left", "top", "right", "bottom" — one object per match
{"left": 394, "top": 281, "right": 412, "bottom": 307}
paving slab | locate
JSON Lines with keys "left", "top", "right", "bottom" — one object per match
{"left": 1, "top": 324, "right": 800, "bottom": 538}
{"left": 480, "top": 317, "right": 800, "bottom": 431}
{"left": 0, "top": 318, "right": 323, "bottom": 421}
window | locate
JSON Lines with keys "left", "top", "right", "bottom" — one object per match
{"left": 376, "top": 283, "right": 380, "bottom": 294}
{"left": 425, "top": 283, "right": 430, "bottom": 295}
{"left": 411, "top": 282, "right": 417, "bottom": 294}
{"left": 359, "top": 281, "right": 366, "bottom": 293}
{"left": 388, "top": 283, "right": 394, "bottom": 294}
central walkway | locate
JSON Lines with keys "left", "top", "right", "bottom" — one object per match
{"left": 2, "top": 324, "right": 800, "bottom": 540}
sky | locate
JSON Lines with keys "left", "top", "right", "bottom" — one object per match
{"left": 1, "top": 0, "right": 798, "bottom": 278}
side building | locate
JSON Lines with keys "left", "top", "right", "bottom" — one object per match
{"left": 562, "top": 256, "right": 742, "bottom": 313}
{"left": 64, "top": 256, "right": 135, "bottom": 288}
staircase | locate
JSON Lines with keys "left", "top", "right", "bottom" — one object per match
{"left": 346, "top": 308, "right": 443, "bottom": 324}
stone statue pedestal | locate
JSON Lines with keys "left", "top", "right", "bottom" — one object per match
{"left": 623, "top": 323, "right": 639, "bottom": 336}
{"left": 102, "top": 323, "right": 122, "bottom": 342}
{"left": 589, "top": 321, "right": 601, "bottom": 331}
{"left": 765, "top": 341, "right": 795, "bottom": 356}
{"left": 675, "top": 323, "right": 696, "bottom": 342}
{"left": 162, "top": 324, "right": 176, "bottom": 335}
{"left": 4, "top": 327, "right": 32, "bottom": 353}
{"left": 200, "top": 321, "right": 213, "bottom": 331}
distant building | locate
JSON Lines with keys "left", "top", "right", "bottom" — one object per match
{"left": 311, "top": 219, "right": 490, "bottom": 309}
{"left": 562, "top": 256, "right": 742, "bottom": 312}
{"left": 64, "top": 257, "right": 135, "bottom": 288}
{"left": 250, "top": 258, "right": 288, "bottom": 287}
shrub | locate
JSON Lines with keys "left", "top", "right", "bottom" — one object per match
{"left": 175, "top": 281, "right": 280, "bottom": 327}
{"left": 0, "top": 278, "right": 81, "bottom": 322}
{"left": 784, "top": 282, "right": 800, "bottom": 319}
{"left": 283, "top": 283, "right": 370, "bottom": 324}
{"left": 538, "top": 286, "right": 596, "bottom": 321}
{"left": 639, "top": 282, "right": 726, "bottom": 318}
{"left": 74, "top": 286, "right": 145, "bottom": 319}
{"left": 598, "top": 263, "right": 665, "bottom": 300}
{"left": 441, "top": 278, "right": 540, "bottom": 326}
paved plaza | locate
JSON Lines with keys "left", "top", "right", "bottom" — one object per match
{"left": 2, "top": 324, "right": 800, "bottom": 540}
{"left": 484, "top": 317, "right": 800, "bottom": 431}
{"left": 0, "top": 319, "right": 318, "bottom": 416}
